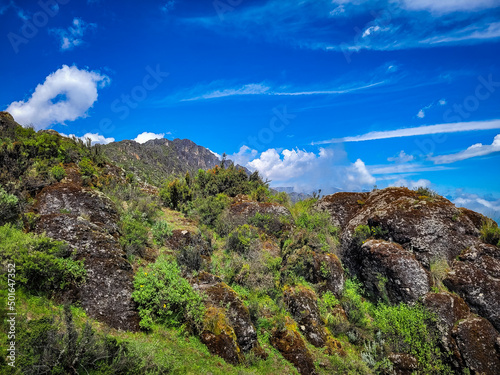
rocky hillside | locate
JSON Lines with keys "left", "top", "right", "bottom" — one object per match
{"left": 102, "top": 138, "right": 245, "bottom": 186}
{"left": 1, "top": 111, "right": 500, "bottom": 375}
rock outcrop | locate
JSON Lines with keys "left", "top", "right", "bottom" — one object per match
{"left": 283, "top": 286, "right": 343, "bottom": 356}
{"left": 270, "top": 317, "right": 318, "bottom": 375}
{"left": 422, "top": 292, "right": 470, "bottom": 370}
{"left": 317, "top": 188, "right": 482, "bottom": 269}
{"left": 444, "top": 242, "right": 500, "bottom": 332}
{"left": 358, "top": 240, "right": 430, "bottom": 304}
{"left": 34, "top": 179, "right": 140, "bottom": 331}
{"left": 452, "top": 316, "right": 500, "bottom": 375}
{"left": 191, "top": 272, "right": 266, "bottom": 364}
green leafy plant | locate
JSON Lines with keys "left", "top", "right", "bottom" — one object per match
{"left": 78, "top": 157, "right": 97, "bottom": 177}
{"left": 0, "top": 186, "right": 18, "bottom": 224}
{"left": 132, "top": 255, "right": 205, "bottom": 330}
{"left": 480, "top": 219, "right": 500, "bottom": 246}
{"left": 226, "top": 224, "right": 259, "bottom": 255}
{"left": 152, "top": 220, "right": 173, "bottom": 245}
{"left": 373, "top": 303, "right": 451, "bottom": 374}
{"left": 50, "top": 164, "right": 66, "bottom": 181}
{"left": 341, "top": 279, "right": 371, "bottom": 329}
{"left": 119, "top": 216, "right": 149, "bottom": 257}
{"left": 0, "top": 224, "right": 86, "bottom": 291}
{"left": 353, "top": 225, "right": 371, "bottom": 246}
{"left": 160, "top": 179, "right": 192, "bottom": 210}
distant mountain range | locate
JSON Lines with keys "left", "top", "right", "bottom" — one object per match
{"left": 102, "top": 138, "right": 245, "bottom": 186}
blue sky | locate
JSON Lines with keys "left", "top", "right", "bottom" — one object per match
{"left": 1, "top": 0, "right": 500, "bottom": 219}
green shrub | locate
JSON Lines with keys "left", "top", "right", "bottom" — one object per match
{"left": 50, "top": 164, "right": 66, "bottom": 181}
{"left": 414, "top": 186, "right": 438, "bottom": 199}
{"left": 152, "top": 220, "right": 173, "bottom": 245}
{"left": 119, "top": 216, "right": 149, "bottom": 257}
{"left": 0, "top": 186, "right": 18, "bottom": 224}
{"left": 318, "top": 290, "right": 340, "bottom": 318}
{"left": 248, "top": 212, "right": 286, "bottom": 236}
{"left": 78, "top": 157, "right": 96, "bottom": 177}
{"left": 226, "top": 224, "right": 259, "bottom": 255}
{"left": 160, "top": 179, "right": 192, "bottom": 210}
{"left": 250, "top": 185, "right": 269, "bottom": 202}
{"left": 353, "top": 225, "right": 371, "bottom": 246}
{"left": 480, "top": 219, "right": 500, "bottom": 246}
{"left": 132, "top": 255, "right": 205, "bottom": 330}
{"left": 192, "top": 193, "right": 230, "bottom": 228}
{"left": 0, "top": 224, "right": 86, "bottom": 292}
{"left": 16, "top": 305, "right": 153, "bottom": 374}
{"left": 373, "top": 303, "right": 451, "bottom": 373}
{"left": 341, "top": 279, "right": 371, "bottom": 329}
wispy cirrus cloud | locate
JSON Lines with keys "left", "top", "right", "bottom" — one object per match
{"left": 313, "top": 119, "right": 500, "bottom": 144}
{"left": 50, "top": 18, "right": 96, "bottom": 51}
{"left": 186, "top": 0, "right": 500, "bottom": 52}
{"left": 167, "top": 80, "right": 388, "bottom": 103}
{"left": 429, "top": 133, "right": 500, "bottom": 164}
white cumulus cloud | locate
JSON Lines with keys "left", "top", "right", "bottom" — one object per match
{"left": 6, "top": 65, "right": 109, "bottom": 129}
{"left": 134, "top": 132, "right": 166, "bottom": 144}
{"left": 387, "top": 150, "right": 415, "bottom": 163}
{"left": 430, "top": 133, "right": 500, "bottom": 164}
{"left": 237, "top": 146, "right": 376, "bottom": 191}
{"left": 60, "top": 132, "right": 114, "bottom": 145}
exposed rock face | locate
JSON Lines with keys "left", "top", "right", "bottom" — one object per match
{"left": 318, "top": 188, "right": 481, "bottom": 269}
{"left": 312, "top": 252, "right": 345, "bottom": 297}
{"left": 282, "top": 230, "right": 345, "bottom": 297}
{"left": 191, "top": 273, "right": 265, "bottom": 363}
{"left": 314, "top": 192, "right": 369, "bottom": 230}
{"left": 200, "top": 306, "right": 243, "bottom": 366}
{"left": 422, "top": 292, "right": 470, "bottom": 370}
{"left": 270, "top": 317, "right": 318, "bottom": 375}
{"left": 34, "top": 181, "right": 140, "bottom": 331}
{"left": 444, "top": 243, "right": 500, "bottom": 331}
{"left": 358, "top": 240, "right": 430, "bottom": 304}
{"left": 388, "top": 353, "right": 418, "bottom": 375}
{"left": 452, "top": 316, "right": 500, "bottom": 375}
{"left": 284, "top": 286, "right": 342, "bottom": 354}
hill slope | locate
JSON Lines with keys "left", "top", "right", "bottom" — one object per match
{"left": 102, "top": 138, "right": 242, "bottom": 185}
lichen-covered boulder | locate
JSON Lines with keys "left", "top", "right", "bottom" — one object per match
{"left": 312, "top": 252, "right": 345, "bottom": 297}
{"left": 191, "top": 273, "right": 266, "bottom": 362}
{"left": 283, "top": 286, "right": 343, "bottom": 354}
{"left": 422, "top": 292, "right": 470, "bottom": 370}
{"left": 339, "top": 187, "right": 481, "bottom": 268}
{"left": 270, "top": 317, "right": 318, "bottom": 375}
{"left": 34, "top": 182, "right": 139, "bottom": 331}
{"left": 358, "top": 240, "right": 430, "bottom": 304}
{"left": 388, "top": 353, "right": 418, "bottom": 375}
{"left": 444, "top": 243, "right": 500, "bottom": 331}
{"left": 282, "top": 230, "right": 345, "bottom": 297}
{"left": 314, "top": 192, "right": 369, "bottom": 230}
{"left": 451, "top": 316, "right": 500, "bottom": 375}
{"left": 200, "top": 306, "right": 243, "bottom": 366}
